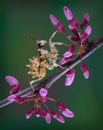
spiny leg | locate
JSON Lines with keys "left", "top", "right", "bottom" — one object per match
{"left": 49, "top": 31, "right": 58, "bottom": 42}
{"left": 50, "top": 42, "right": 69, "bottom": 46}
{"left": 30, "top": 77, "right": 43, "bottom": 92}
{"left": 49, "top": 31, "right": 69, "bottom": 47}
{"left": 53, "top": 62, "right": 68, "bottom": 69}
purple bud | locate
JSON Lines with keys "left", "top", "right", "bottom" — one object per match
{"left": 26, "top": 108, "right": 35, "bottom": 119}
{"left": 7, "top": 95, "right": 23, "bottom": 104}
{"left": 41, "top": 110, "right": 51, "bottom": 124}
{"left": 85, "top": 26, "right": 92, "bottom": 36}
{"left": 49, "top": 15, "right": 65, "bottom": 33}
{"left": 57, "top": 102, "right": 66, "bottom": 111}
{"left": 69, "top": 19, "right": 78, "bottom": 29}
{"left": 80, "top": 63, "right": 89, "bottom": 79}
{"left": 35, "top": 108, "right": 41, "bottom": 118}
{"left": 67, "top": 35, "right": 79, "bottom": 42}
{"left": 39, "top": 88, "right": 48, "bottom": 102}
{"left": 65, "top": 69, "right": 75, "bottom": 86}
{"left": 45, "top": 113, "right": 51, "bottom": 124}
{"left": 14, "top": 96, "right": 24, "bottom": 104}
{"left": 7, "top": 95, "right": 16, "bottom": 102}
{"left": 63, "top": 45, "right": 75, "bottom": 58}
{"left": 57, "top": 115, "right": 65, "bottom": 123}
{"left": 39, "top": 88, "right": 48, "bottom": 97}
{"left": 63, "top": 6, "right": 73, "bottom": 20}
{"left": 51, "top": 111, "right": 65, "bottom": 123}
{"left": 80, "top": 13, "right": 89, "bottom": 29}
{"left": 63, "top": 51, "right": 73, "bottom": 58}
{"left": 81, "top": 26, "right": 92, "bottom": 41}
{"left": 49, "top": 14, "right": 60, "bottom": 26}
{"left": 62, "top": 108, "right": 74, "bottom": 118}
{"left": 57, "top": 102, "right": 74, "bottom": 118}
{"left": 5, "top": 75, "right": 19, "bottom": 87}
{"left": 59, "top": 57, "right": 72, "bottom": 65}
{"left": 5, "top": 75, "right": 20, "bottom": 94}
{"left": 69, "top": 23, "right": 79, "bottom": 36}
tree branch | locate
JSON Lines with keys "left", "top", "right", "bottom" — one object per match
{"left": 0, "top": 37, "right": 103, "bottom": 108}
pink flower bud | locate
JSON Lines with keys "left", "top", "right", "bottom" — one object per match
{"left": 51, "top": 111, "right": 65, "bottom": 123}
{"left": 69, "top": 19, "right": 78, "bottom": 29}
{"left": 57, "top": 102, "right": 74, "bottom": 118}
{"left": 69, "top": 23, "right": 79, "bottom": 36}
{"left": 85, "top": 26, "right": 92, "bottom": 36}
{"left": 67, "top": 35, "right": 79, "bottom": 42}
{"left": 45, "top": 113, "right": 51, "bottom": 124}
{"left": 63, "top": 6, "right": 73, "bottom": 20}
{"left": 65, "top": 69, "right": 75, "bottom": 86}
{"left": 80, "top": 13, "right": 89, "bottom": 29}
{"left": 35, "top": 108, "right": 41, "bottom": 118}
{"left": 80, "top": 63, "right": 89, "bottom": 79}
{"left": 63, "top": 51, "right": 73, "bottom": 58}
{"left": 39, "top": 88, "right": 48, "bottom": 102}
{"left": 63, "top": 45, "right": 75, "bottom": 58}
{"left": 59, "top": 57, "right": 72, "bottom": 65}
{"left": 41, "top": 110, "right": 51, "bottom": 124}
{"left": 81, "top": 26, "right": 92, "bottom": 41}
{"left": 62, "top": 108, "right": 74, "bottom": 118}
{"left": 49, "top": 15, "right": 65, "bottom": 33}
{"left": 39, "top": 88, "right": 48, "bottom": 97}
{"left": 7, "top": 95, "right": 23, "bottom": 104}
{"left": 26, "top": 108, "right": 35, "bottom": 119}
{"left": 14, "top": 96, "right": 24, "bottom": 104}
{"left": 5, "top": 75, "right": 20, "bottom": 94}
{"left": 7, "top": 95, "right": 16, "bottom": 102}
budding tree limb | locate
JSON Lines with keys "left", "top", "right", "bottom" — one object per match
{"left": 0, "top": 37, "right": 103, "bottom": 108}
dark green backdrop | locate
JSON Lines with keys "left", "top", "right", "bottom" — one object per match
{"left": 0, "top": 0, "right": 103, "bottom": 130}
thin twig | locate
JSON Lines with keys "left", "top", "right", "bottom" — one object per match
{"left": 0, "top": 37, "right": 103, "bottom": 108}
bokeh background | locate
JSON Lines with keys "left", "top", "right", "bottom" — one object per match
{"left": 0, "top": 0, "right": 103, "bottom": 130}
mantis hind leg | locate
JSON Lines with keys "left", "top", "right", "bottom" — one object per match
{"left": 30, "top": 77, "right": 43, "bottom": 92}
{"left": 53, "top": 62, "right": 68, "bottom": 70}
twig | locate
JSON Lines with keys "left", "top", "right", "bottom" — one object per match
{"left": 0, "top": 37, "right": 103, "bottom": 108}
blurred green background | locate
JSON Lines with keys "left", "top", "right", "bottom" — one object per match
{"left": 0, "top": 0, "right": 103, "bottom": 130}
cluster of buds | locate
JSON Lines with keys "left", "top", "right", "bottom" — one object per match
{"left": 5, "top": 75, "right": 74, "bottom": 124}
{"left": 49, "top": 6, "right": 92, "bottom": 86}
